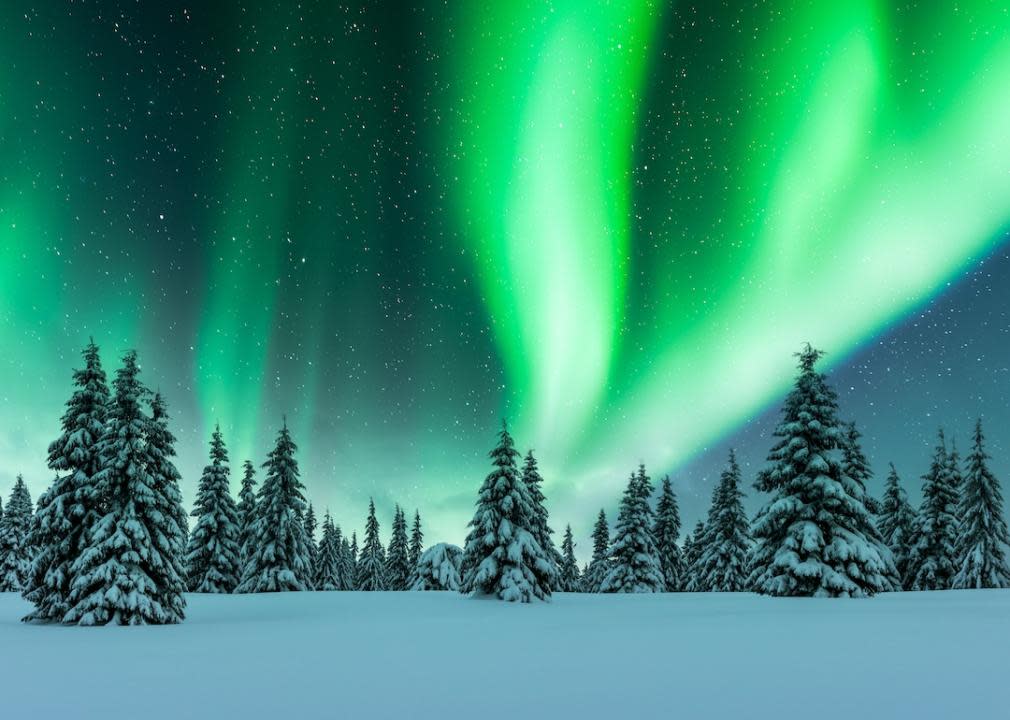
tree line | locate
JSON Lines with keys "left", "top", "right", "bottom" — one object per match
{"left": 0, "top": 341, "right": 1007, "bottom": 621}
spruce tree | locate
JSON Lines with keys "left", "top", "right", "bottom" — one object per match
{"left": 877, "top": 463, "right": 918, "bottom": 589}
{"left": 356, "top": 499, "right": 387, "bottom": 591}
{"left": 303, "top": 502, "right": 318, "bottom": 589}
{"left": 953, "top": 419, "right": 1010, "bottom": 589}
{"left": 23, "top": 339, "right": 110, "bottom": 622}
{"left": 748, "top": 346, "right": 894, "bottom": 597}
{"left": 583, "top": 509, "right": 611, "bottom": 593}
{"left": 338, "top": 533, "right": 354, "bottom": 590}
{"left": 908, "top": 430, "right": 961, "bottom": 591}
{"left": 410, "top": 543, "right": 464, "bottom": 591}
{"left": 236, "top": 460, "right": 258, "bottom": 569}
{"left": 558, "top": 525, "right": 580, "bottom": 591}
{"left": 385, "top": 505, "right": 411, "bottom": 591}
{"left": 185, "top": 426, "right": 242, "bottom": 593}
{"left": 0, "top": 476, "right": 33, "bottom": 592}
{"left": 600, "top": 467, "right": 664, "bottom": 593}
{"left": 408, "top": 509, "right": 424, "bottom": 570}
{"left": 653, "top": 475, "right": 683, "bottom": 591}
{"left": 348, "top": 532, "right": 359, "bottom": 585}
{"left": 461, "top": 422, "right": 553, "bottom": 601}
{"left": 236, "top": 421, "right": 312, "bottom": 593}
{"left": 682, "top": 521, "right": 706, "bottom": 591}
{"left": 314, "top": 511, "right": 343, "bottom": 591}
{"left": 522, "top": 450, "right": 561, "bottom": 575}
{"left": 693, "top": 450, "right": 752, "bottom": 592}
{"left": 65, "top": 352, "right": 188, "bottom": 624}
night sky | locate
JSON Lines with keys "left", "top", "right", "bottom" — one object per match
{"left": 2, "top": 1, "right": 1009, "bottom": 559}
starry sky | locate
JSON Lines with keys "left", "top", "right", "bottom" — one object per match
{"left": 2, "top": 1, "right": 1009, "bottom": 558}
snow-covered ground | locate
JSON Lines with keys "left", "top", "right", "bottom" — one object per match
{"left": 1, "top": 590, "right": 1006, "bottom": 719}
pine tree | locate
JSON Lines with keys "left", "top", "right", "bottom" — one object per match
{"left": 0, "top": 476, "right": 33, "bottom": 592}
{"left": 356, "top": 499, "right": 387, "bottom": 591}
{"left": 22, "top": 340, "right": 109, "bottom": 621}
{"left": 314, "top": 511, "right": 343, "bottom": 591}
{"left": 236, "top": 421, "right": 312, "bottom": 593}
{"left": 693, "top": 450, "right": 752, "bottom": 592}
{"left": 236, "top": 460, "right": 258, "bottom": 570}
{"left": 385, "top": 505, "right": 411, "bottom": 591}
{"left": 462, "top": 422, "right": 553, "bottom": 602}
{"left": 601, "top": 466, "right": 664, "bottom": 593}
{"left": 522, "top": 450, "right": 561, "bottom": 577}
{"left": 185, "top": 426, "right": 242, "bottom": 593}
{"left": 653, "top": 475, "right": 683, "bottom": 591}
{"left": 148, "top": 391, "right": 191, "bottom": 562}
{"left": 953, "top": 419, "right": 1010, "bottom": 589}
{"left": 303, "top": 502, "right": 318, "bottom": 589}
{"left": 408, "top": 510, "right": 424, "bottom": 570}
{"left": 682, "top": 521, "right": 706, "bottom": 591}
{"left": 583, "top": 509, "right": 611, "bottom": 593}
{"left": 877, "top": 463, "right": 918, "bottom": 589}
{"left": 410, "top": 543, "right": 464, "bottom": 591}
{"left": 65, "top": 351, "right": 188, "bottom": 624}
{"left": 348, "top": 532, "right": 359, "bottom": 584}
{"left": 908, "top": 430, "right": 961, "bottom": 591}
{"left": 338, "top": 533, "right": 354, "bottom": 590}
{"left": 558, "top": 525, "right": 580, "bottom": 591}
{"left": 748, "top": 346, "right": 894, "bottom": 597}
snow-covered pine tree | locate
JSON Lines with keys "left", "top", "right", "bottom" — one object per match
{"left": 521, "top": 450, "right": 561, "bottom": 580}
{"left": 557, "top": 525, "right": 580, "bottom": 592}
{"left": 236, "top": 421, "right": 312, "bottom": 593}
{"left": 385, "top": 504, "right": 411, "bottom": 591}
{"left": 877, "top": 463, "right": 918, "bottom": 589}
{"left": 600, "top": 466, "right": 664, "bottom": 593}
{"left": 410, "top": 543, "right": 464, "bottom": 591}
{"left": 355, "top": 499, "right": 387, "bottom": 591}
{"left": 314, "top": 511, "right": 343, "bottom": 591}
{"left": 653, "top": 475, "right": 683, "bottom": 591}
{"left": 908, "top": 430, "right": 961, "bottom": 591}
{"left": 682, "top": 521, "right": 705, "bottom": 590}
{"left": 748, "top": 346, "right": 894, "bottom": 597}
{"left": 303, "top": 502, "right": 318, "bottom": 590}
{"left": 236, "top": 460, "right": 257, "bottom": 569}
{"left": 185, "top": 426, "right": 242, "bottom": 593}
{"left": 348, "top": 532, "right": 359, "bottom": 585}
{"left": 408, "top": 509, "right": 424, "bottom": 570}
{"left": 23, "top": 339, "right": 109, "bottom": 621}
{"left": 64, "top": 352, "right": 188, "bottom": 624}
{"left": 0, "top": 476, "right": 33, "bottom": 592}
{"left": 952, "top": 419, "right": 1010, "bottom": 589}
{"left": 337, "top": 533, "right": 354, "bottom": 590}
{"left": 693, "top": 450, "right": 752, "bottom": 592}
{"left": 461, "top": 422, "right": 553, "bottom": 602}
{"left": 582, "top": 509, "right": 611, "bottom": 593}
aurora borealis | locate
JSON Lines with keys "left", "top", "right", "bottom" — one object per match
{"left": 2, "top": 1, "right": 1010, "bottom": 553}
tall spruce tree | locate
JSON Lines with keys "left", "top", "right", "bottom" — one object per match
{"left": 682, "top": 521, "right": 706, "bottom": 590}
{"left": 236, "top": 460, "right": 258, "bottom": 569}
{"left": 356, "top": 499, "right": 387, "bottom": 591}
{"left": 461, "top": 422, "right": 553, "bottom": 602}
{"left": 65, "top": 351, "right": 188, "bottom": 624}
{"left": 601, "top": 466, "right": 664, "bottom": 593}
{"left": 748, "top": 346, "right": 894, "bottom": 597}
{"left": 521, "top": 450, "right": 561, "bottom": 576}
{"left": 236, "top": 421, "right": 312, "bottom": 593}
{"left": 338, "top": 532, "right": 354, "bottom": 590}
{"left": 303, "top": 502, "right": 318, "bottom": 589}
{"left": 185, "top": 426, "right": 242, "bottom": 593}
{"left": 0, "top": 476, "right": 33, "bottom": 592}
{"left": 23, "top": 340, "right": 110, "bottom": 621}
{"left": 348, "top": 531, "right": 359, "bottom": 584}
{"left": 557, "top": 525, "right": 580, "bottom": 592}
{"left": 693, "top": 450, "right": 752, "bottom": 592}
{"left": 314, "top": 512, "right": 343, "bottom": 591}
{"left": 386, "top": 505, "right": 411, "bottom": 591}
{"left": 583, "top": 509, "right": 611, "bottom": 593}
{"left": 148, "top": 391, "right": 191, "bottom": 560}
{"left": 653, "top": 475, "right": 683, "bottom": 592}
{"left": 908, "top": 430, "right": 961, "bottom": 591}
{"left": 953, "top": 419, "right": 1010, "bottom": 589}
{"left": 408, "top": 510, "right": 424, "bottom": 570}
{"left": 877, "top": 463, "right": 918, "bottom": 589}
